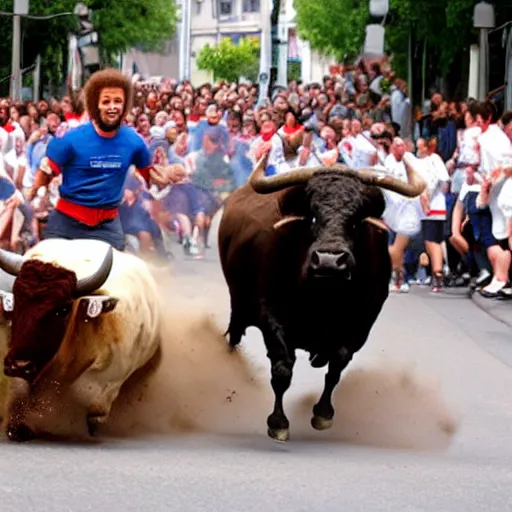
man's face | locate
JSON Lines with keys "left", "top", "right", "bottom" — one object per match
{"left": 351, "top": 119, "right": 361, "bottom": 135}
{"left": 0, "top": 107, "right": 8, "bottom": 127}
{"left": 46, "top": 113, "right": 60, "bottom": 134}
{"left": 97, "top": 87, "right": 125, "bottom": 132}
{"left": 206, "top": 106, "right": 220, "bottom": 125}
{"left": 391, "top": 139, "right": 406, "bottom": 160}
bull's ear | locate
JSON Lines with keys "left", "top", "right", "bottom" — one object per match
{"left": 79, "top": 296, "right": 119, "bottom": 319}
{"left": 0, "top": 290, "right": 14, "bottom": 325}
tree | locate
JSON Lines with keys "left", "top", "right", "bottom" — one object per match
{"left": 0, "top": 0, "right": 178, "bottom": 97}
{"left": 294, "top": 0, "right": 369, "bottom": 61}
{"left": 196, "top": 37, "right": 260, "bottom": 82}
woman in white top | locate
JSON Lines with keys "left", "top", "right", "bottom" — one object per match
{"left": 416, "top": 137, "right": 450, "bottom": 292}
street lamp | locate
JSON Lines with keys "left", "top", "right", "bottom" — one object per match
{"left": 474, "top": 1, "right": 495, "bottom": 101}
{"left": 10, "top": 0, "right": 29, "bottom": 101}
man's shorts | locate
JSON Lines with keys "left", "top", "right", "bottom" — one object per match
{"left": 463, "top": 191, "right": 498, "bottom": 250}
{"left": 421, "top": 219, "right": 445, "bottom": 244}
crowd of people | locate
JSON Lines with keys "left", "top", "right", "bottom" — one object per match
{"left": 0, "top": 60, "right": 511, "bottom": 300}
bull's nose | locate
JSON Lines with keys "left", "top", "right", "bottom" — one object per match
{"left": 4, "top": 359, "right": 36, "bottom": 380}
{"left": 310, "top": 250, "right": 353, "bottom": 278}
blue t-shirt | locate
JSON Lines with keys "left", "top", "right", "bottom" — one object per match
{"left": 46, "top": 122, "right": 151, "bottom": 209}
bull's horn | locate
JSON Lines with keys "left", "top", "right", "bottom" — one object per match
{"left": 0, "top": 249, "right": 24, "bottom": 277}
{"left": 249, "top": 152, "right": 319, "bottom": 194}
{"left": 249, "top": 157, "right": 426, "bottom": 198}
{"left": 354, "top": 158, "right": 426, "bottom": 197}
{"left": 74, "top": 245, "right": 114, "bottom": 297}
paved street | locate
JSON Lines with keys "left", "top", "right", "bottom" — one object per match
{"left": 0, "top": 222, "right": 512, "bottom": 511}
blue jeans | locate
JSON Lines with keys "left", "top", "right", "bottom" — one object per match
{"left": 43, "top": 209, "right": 126, "bottom": 251}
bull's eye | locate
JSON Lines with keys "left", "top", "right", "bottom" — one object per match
{"left": 55, "top": 305, "right": 71, "bottom": 317}
{"left": 311, "top": 217, "right": 317, "bottom": 225}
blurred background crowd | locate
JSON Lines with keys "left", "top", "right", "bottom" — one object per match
{"left": 0, "top": 61, "right": 512, "bottom": 300}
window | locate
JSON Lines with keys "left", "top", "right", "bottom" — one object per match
{"left": 243, "top": 0, "right": 260, "bottom": 12}
{"left": 219, "top": 0, "right": 232, "bottom": 16}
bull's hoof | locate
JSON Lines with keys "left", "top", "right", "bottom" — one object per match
{"left": 7, "top": 423, "right": 36, "bottom": 442}
{"left": 87, "top": 414, "right": 106, "bottom": 437}
{"left": 309, "top": 353, "right": 329, "bottom": 368}
{"left": 311, "top": 416, "right": 333, "bottom": 431}
{"left": 268, "top": 427, "right": 289, "bottom": 443}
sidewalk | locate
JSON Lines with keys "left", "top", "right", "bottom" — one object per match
{"left": 471, "top": 292, "right": 512, "bottom": 329}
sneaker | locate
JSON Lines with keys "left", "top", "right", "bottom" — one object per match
{"left": 431, "top": 274, "right": 443, "bottom": 293}
{"left": 399, "top": 283, "right": 410, "bottom": 293}
{"left": 475, "top": 269, "right": 492, "bottom": 289}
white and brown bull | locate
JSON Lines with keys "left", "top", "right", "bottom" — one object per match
{"left": 0, "top": 238, "right": 162, "bottom": 441}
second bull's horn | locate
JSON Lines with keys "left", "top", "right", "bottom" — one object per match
{"left": 74, "top": 245, "right": 114, "bottom": 297}
{"left": 0, "top": 249, "right": 24, "bottom": 277}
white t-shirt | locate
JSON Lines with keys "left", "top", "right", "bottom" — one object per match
{"left": 338, "top": 136, "right": 356, "bottom": 167}
{"left": 4, "top": 149, "right": 28, "bottom": 187}
{"left": 381, "top": 152, "right": 423, "bottom": 236}
{"left": 479, "top": 125, "right": 512, "bottom": 240}
{"left": 458, "top": 126, "right": 481, "bottom": 166}
{"left": 416, "top": 153, "right": 450, "bottom": 220}
{"left": 384, "top": 153, "right": 407, "bottom": 182}
{"left": 351, "top": 133, "right": 377, "bottom": 169}
{"left": 249, "top": 133, "right": 291, "bottom": 174}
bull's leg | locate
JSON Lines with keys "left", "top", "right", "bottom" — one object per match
{"left": 311, "top": 347, "right": 352, "bottom": 431}
{"left": 261, "top": 310, "right": 295, "bottom": 442}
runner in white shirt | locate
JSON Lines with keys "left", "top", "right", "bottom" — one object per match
{"left": 466, "top": 102, "right": 512, "bottom": 297}
{"left": 349, "top": 118, "right": 377, "bottom": 169}
{"left": 415, "top": 138, "right": 450, "bottom": 292}
{"left": 382, "top": 138, "right": 423, "bottom": 293}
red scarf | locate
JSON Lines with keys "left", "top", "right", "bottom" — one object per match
{"left": 282, "top": 124, "right": 302, "bottom": 135}
{"left": 261, "top": 130, "right": 275, "bottom": 142}
{"left": 2, "top": 123, "right": 15, "bottom": 133}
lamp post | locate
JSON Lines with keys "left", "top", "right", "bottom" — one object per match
{"left": 473, "top": 1, "right": 495, "bottom": 101}
{"left": 10, "top": 0, "right": 30, "bottom": 101}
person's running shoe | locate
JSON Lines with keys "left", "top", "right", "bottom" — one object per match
{"left": 431, "top": 273, "right": 443, "bottom": 293}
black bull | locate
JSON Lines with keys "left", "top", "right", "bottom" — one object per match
{"left": 218, "top": 156, "right": 426, "bottom": 442}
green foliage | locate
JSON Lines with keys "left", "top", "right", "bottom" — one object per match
{"left": 0, "top": 0, "right": 178, "bottom": 97}
{"left": 88, "top": 0, "right": 178, "bottom": 56}
{"left": 196, "top": 37, "right": 260, "bottom": 82}
{"left": 294, "top": 0, "right": 369, "bottom": 61}
{"left": 287, "top": 61, "right": 301, "bottom": 83}
{"left": 293, "top": 0, "right": 512, "bottom": 99}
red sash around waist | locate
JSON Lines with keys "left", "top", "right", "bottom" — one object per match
{"left": 56, "top": 198, "right": 119, "bottom": 227}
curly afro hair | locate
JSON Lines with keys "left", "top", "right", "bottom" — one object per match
{"left": 84, "top": 68, "right": 133, "bottom": 123}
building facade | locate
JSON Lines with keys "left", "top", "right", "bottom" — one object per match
{"left": 276, "top": 0, "right": 336, "bottom": 86}
{"left": 188, "top": 0, "right": 263, "bottom": 84}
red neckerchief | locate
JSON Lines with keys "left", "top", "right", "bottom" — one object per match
{"left": 64, "top": 112, "right": 81, "bottom": 122}
{"left": 2, "top": 123, "right": 15, "bottom": 133}
{"left": 282, "top": 124, "right": 302, "bottom": 135}
{"left": 261, "top": 130, "right": 275, "bottom": 142}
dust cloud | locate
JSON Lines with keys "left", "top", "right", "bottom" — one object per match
{"left": 288, "top": 363, "right": 459, "bottom": 451}
{"left": 105, "top": 275, "right": 271, "bottom": 437}
{"left": 0, "top": 263, "right": 459, "bottom": 451}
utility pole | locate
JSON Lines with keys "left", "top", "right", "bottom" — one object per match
{"left": 257, "top": 0, "right": 272, "bottom": 106}
{"left": 179, "top": 0, "right": 192, "bottom": 81}
{"left": 10, "top": 0, "right": 30, "bottom": 101}
{"left": 473, "top": 1, "right": 495, "bottom": 101}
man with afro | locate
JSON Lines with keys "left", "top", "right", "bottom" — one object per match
{"left": 28, "top": 68, "right": 169, "bottom": 250}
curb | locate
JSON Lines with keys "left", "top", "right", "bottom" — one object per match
{"left": 471, "top": 291, "right": 512, "bottom": 329}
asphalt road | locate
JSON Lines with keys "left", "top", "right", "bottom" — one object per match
{"left": 1, "top": 223, "right": 512, "bottom": 512}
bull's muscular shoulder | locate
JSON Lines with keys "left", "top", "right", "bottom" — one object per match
{"left": 220, "top": 184, "right": 288, "bottom": 242}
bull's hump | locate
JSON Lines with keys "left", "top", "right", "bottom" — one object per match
{"left": 24, "top": 239, "right": 117, "bottom": 283}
